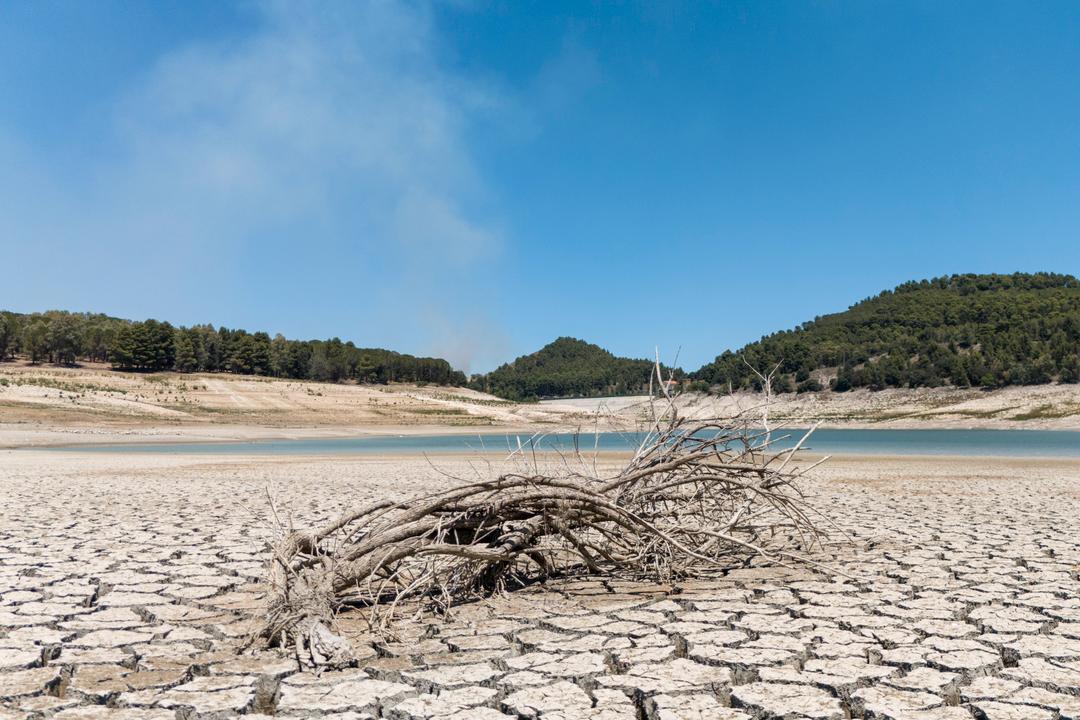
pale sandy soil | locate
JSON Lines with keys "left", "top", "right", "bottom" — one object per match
{"left": 676, "top": 385, "right": 1080, "bottom": 430}
{"left": 2, "top": 362, "right": 1080, "bottom": 453}
{"left": 0, "top": 362, "right": 600, "bottom": 448}
{"left": 2, "top": 361, "right": 1080, "bottom": 451}
{"left": 557, "top": 385, "right": 1080, "bottom": 431}
{"left": 0, "top": 449, "right": 1078, "bottom": 718}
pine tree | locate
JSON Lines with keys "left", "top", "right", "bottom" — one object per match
{"left": 109, "top": 325, "right": 138, "bottom": 370}
{"left": 21, "top": 317, "right": 50, "bottom": 363}
{"left": 270, "top": 334, "right": 289, "bottom": 377}
{"left": 46, "top": 314, "right": 82, "bottom": 365}
{"left": 174, "top": 331, "right": 198, "bottom": 372}
{"left": 1061, "top": 354, "right": 1080, "bottom": 384}
{"left": 0, "top": 314, "right": 15, "bottom": 361}
{"left": 251, "top": 333, "right": 272, "bottom": 375}
{"left": 308, "top": 345, "right": 332, "bottom": 382}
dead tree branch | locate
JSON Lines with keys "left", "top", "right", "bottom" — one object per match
{"left": 250, "top": 363, "right": 829, "bottom": 669}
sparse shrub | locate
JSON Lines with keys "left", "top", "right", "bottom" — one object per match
{"left": 771, "top": 374, "right": 795, "bottom": 394}
{"left": 1061, "top": 355, "right": 1080, "bottom": 383}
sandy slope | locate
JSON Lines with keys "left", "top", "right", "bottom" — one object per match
{"left": 2, "top": 361, "right": 1080, "bottom": 449}
{"left": 676, "top": 383, "right": 1080, "bottom": 429}
{"left": 0, "top": 362, "right": 601, "bottom": 447}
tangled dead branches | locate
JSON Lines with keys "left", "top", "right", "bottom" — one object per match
{"left": 251, "top": 370, "right": 831, "bottom": 669}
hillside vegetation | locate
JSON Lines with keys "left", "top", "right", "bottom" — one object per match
{"left": 0, "top": 310, "right": 465, "bottom": 386}
{"left": 7, "top": 272, "right": 1079, "bottom": 402}
{"left": 693, "top": 272, "right": 1080, "bottom": 393}
{"left": 470, "top": 337, "right": 671, "bottom": 401}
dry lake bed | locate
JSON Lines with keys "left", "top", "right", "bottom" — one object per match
{"left": 1, "top": 449, "right": 1079, "bottom": 719}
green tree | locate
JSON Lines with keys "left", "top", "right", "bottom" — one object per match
{"left": 355, "top": 353, "right": 378, "bottom": 383}
{"left": 225, "top": 334, "right": 256, "bottom": 374}
{"left": 138, "top": 320, "right": 176, "bottom": 371}
{"left": 771, "top": 374, "right": 794, "bottom": 394}
{"left": 832, "top": 365, "right": 855, "bottom": 392}
{"left": 2, "top": 308, "right": 468, "bottom": 387}
{"left": 308, "top": 344, "right": 332, "bottom": 381}
{"left": 1060, "top": 354, "right": 1080, "bottom": 384}
{"left": 250, "top": 333, "right": 272, "bottom": 375}
{"left": 82, "top": 320, "right": 118, "bottom": 363}
{"left": 109, "top": 325, "right": 139, "bottom": 370}
{"left": 109, "top": 320, "right": 174, "bottom": 371}
{"left": 858, "top": 362, "right": 885, "bottom": 390}
{"left": 269, "top": 334, "right": 289, "bottom": 377}
{"left": 287, "top": 342, "right": 311, "bottom": 378}
{"left": 174, "top": 331, "right": 199, "bottom": 372}
{"left": 691, "top": 272, "right": 1080, "bottom": 392}
{"left": 199, "top": 326, "right": 223, "bottom": 371}
{"left": 21, "top": 317, "right": 50, "bottom": 363}
{"left": 46, "top": 314, "right": 82, "bottom": 365}
{"left": 472, "top": 337, "right": 668, "bottom": 400}
{"left": 0, "top": 314, "right": 15, "bottom": 360}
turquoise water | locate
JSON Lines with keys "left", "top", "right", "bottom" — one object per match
{"left": 45, "top": 428, "right": 1080, "bottom": 457}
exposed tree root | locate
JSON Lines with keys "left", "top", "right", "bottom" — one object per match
{"left": 250, "top": 369, "right": 832, "bottom": 669}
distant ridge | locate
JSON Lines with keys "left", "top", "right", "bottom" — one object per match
{"left": 692, "top": 272, "right": 1080, "bottom": 392}
{"left": 0, "top": 309, "right": 466, "bottom": 386}
{"left": 6, "top": 272, "right": 1078, "bottom": 399}
{"left": 469, "top": 337, "right": 676, "bottom": 401}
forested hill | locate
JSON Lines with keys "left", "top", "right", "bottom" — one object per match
{"left": 469, "top": 337, "right": 673, "bottom": 401}
{"left": 0, "top": 310, "right": 466, "bottom": 386}
{"left": 692, "top": 273, "right": 1080, "bottom": 393}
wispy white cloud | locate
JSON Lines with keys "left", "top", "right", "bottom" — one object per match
{"left": 2, "top": 1, "right": 505, "bottom": 368}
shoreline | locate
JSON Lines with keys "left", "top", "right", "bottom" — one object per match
{"left": 0, "top": 421, "right": 552, "bottom": 450}
{"left": 7, "top": 417, "right": 1080, "bottom": 451}
{"left": 12, "top": 445, "right": 1080, "bottom": 465}
{"left": 3, "top": 364, "right": 1080, "bottom": 457}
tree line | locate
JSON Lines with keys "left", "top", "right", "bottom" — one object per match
{"left": 0, "top": 310, "right": 466, "bottom": 386}
{"left": 470, "top": 336, "right": 679, "bottom": 401}
{"left": 8, "top": 272, "right": 1077, "bottom": 398}
{"left": 691, "top": 272, "right": 1080, "bottom": 393}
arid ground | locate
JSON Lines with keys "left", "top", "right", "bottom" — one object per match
{"left": 2, "top": 362, "right": 1080, "bottom": 452}
{"left": 1, "top": 445, "right": 1078, "bottom": 719}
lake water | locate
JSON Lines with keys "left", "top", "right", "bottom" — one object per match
{"left": 48, "top": 428, "right": 1080, "bottom": 458}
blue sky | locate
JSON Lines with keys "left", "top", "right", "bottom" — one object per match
{"left": 3, "top": 1, "right": 1080, "bottom": 373}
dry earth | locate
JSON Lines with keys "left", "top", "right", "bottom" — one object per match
{"left": 671, "top": 386, "right": 1080, "bottom": 430}
{"left": 3, "top": 362, "right": 1080, "bottom": 452}
{"left": 1, "top": 450, "right": 1078, "bottom": 719}
{"left": 0, "top": 363, "right": 597, "bottom": 448}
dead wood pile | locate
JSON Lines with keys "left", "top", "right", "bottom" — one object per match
{"left": 252, "top": 381, "right": 829, "bottom": 669}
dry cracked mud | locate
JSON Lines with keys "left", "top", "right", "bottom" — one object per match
{"left": 1, "top": 451, "right": 1079, "bottom": 719}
